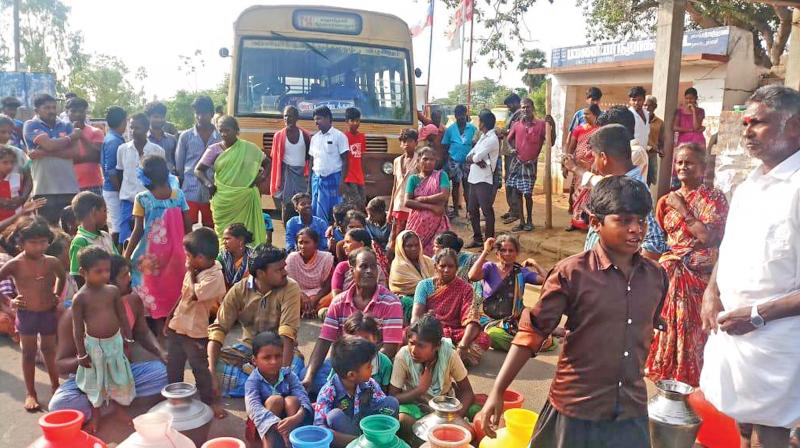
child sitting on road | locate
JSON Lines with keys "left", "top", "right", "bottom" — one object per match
{"left": 327, "top": 311, "right": 393, "bottom": 390}
{"left": 315, "top": 336, "right": 399, "bottom": 448}
{"left": 285, "top": 192, "right": 328, "bottom": 252}
{"left": 69, "top": 191, "right": 117, "bottom": 287}
{"left": 0, "top": 145, "right": 26, "bottom": 221}
{"left": 0, "top": 216, "right": 66, "bottom": 411}
{"left": 164, "top": 227, "right": 227, "bottom": 418}
{"left": 389, "top": 314, "right": 475, "bottom": 439}
{"left": 72, "top": 247, "right": 136, "bottom": 432}
{"left": 245, "top": 331, "right": 313, "bottom": 448}
{"left": 326, "top": 202, "right": 354, "bottom": 255}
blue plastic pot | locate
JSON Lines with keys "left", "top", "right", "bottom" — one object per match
{"left": 289, "top": 426, "right": 334, "bottom": 448}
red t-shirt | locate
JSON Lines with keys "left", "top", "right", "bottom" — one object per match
{"left": 508, "top": 119, "right": 547, "bottom": 163}
{"left": 73, "top": 125, "right": 105, "bottom": 189}
{"left": 344, "top": 131, "right": 366, "bottom": 185}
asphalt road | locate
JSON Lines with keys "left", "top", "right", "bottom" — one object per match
{"left": 1, "top": 188, "right": 582, "bottom": 446}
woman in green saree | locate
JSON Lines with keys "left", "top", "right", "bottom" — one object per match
{"left": 195, "top": 115, "right": 267, "bottom": 245}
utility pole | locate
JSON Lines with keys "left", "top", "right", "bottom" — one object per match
{"left": 13, "top": 0, "right": 21, "bottom": 71}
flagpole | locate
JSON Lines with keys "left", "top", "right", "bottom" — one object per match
{"left": 425, "top": 0, "right": 435, "bottom": 105}
{"left": 465, "top": 6, "right": 474, "bottom": 113}
{"left": 459, "top": 25, "right": 465, "bottom": 89}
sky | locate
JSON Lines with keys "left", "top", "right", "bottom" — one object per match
{"left": 56, "top": 0, "right": 587, "bottom": 101}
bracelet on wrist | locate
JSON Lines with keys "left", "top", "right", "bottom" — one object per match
{"left": 76, "top": 353, "right": 89, "bottom": 361}
{"left": 123, "top": 337, "right": 135, "bottom": 344}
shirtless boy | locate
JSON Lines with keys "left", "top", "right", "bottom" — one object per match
{"left": 0, "top": 216, "right": 66, "bottom": 411}
{"left": 72, "top": 247, "right": 136, "bottom": 432}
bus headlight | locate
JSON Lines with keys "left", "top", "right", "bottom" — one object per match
{"left": 382, "top": 162, "right": 393, "bottom": 175}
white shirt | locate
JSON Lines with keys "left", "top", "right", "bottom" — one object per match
{"left": 466, "top": 129, "right": 499, "bottom": 185}
{"left": 629, "top": 106, "right": 650, "bottom": 151}
{"left": 630, "top": 139, "right": 649, "bottom": 185}
{"left": 700, "top": 150, "right": 800, "bottom": 428}
{"left": 116, "top": 141, "right": 165, "bottom": 201}
{"left": 309, "top": 126, "right": 349, "bottom": 177}
{"left": 283, "top": 134, "right": 307, "bottom": 167}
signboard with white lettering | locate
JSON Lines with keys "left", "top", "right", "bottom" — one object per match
{"left": 293, "top": 9, "right": 363, "bottom": 35}
{"left": 551, "top": 27, "right": 730, "bottom": 68}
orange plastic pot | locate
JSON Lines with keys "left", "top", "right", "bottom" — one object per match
{"left": 687, "top": 390, "right": 739, "bottom": 448}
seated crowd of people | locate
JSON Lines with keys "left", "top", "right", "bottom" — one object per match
{"left": 0, "top": 92, "right": 552, "bottom": 447}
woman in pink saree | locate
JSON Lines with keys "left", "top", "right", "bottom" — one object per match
{"left": 404, "top": 147, "right": 451, "bottom": 256}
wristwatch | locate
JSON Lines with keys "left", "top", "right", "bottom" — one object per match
{"left": 750, "top": 304, "right": 765, "bottom": 328}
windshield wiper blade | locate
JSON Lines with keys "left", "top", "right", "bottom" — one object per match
{"left": 271, "top": 31, "right": 331, "bottom": 62}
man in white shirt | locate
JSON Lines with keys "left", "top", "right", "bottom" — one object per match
{"left": 308, "top": 105, "right": 349, "bottom": 222}
{"left": 628, "top": 86, "right": 650, "bottom": 149}
{"left": 464, "top": 110, "right": 500, "bottom": 248}
{"left": 115, "top": 113, "right": 165, "bottom": 243}
{"left": 700, "top": 85, "right": 800, "bottom": 448}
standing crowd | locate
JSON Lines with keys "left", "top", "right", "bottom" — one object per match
{"left": 0, "top": 82, "right": 797, "bottom": 448}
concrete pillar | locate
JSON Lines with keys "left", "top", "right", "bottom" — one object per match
{"left": 786, "top": 8, "right": 800, "bottom": 91}
{"left": 652, "top": 0, "right": 686, "bottom": 198}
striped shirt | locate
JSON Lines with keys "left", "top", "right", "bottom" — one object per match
{"left": 175, "top": 125, "right": 220, "bottom": 203}
{"left": 320, "top": 284, "right": 403, "bottom": 344}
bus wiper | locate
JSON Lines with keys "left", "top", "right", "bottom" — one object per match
{"left": 271, "top": 31, "right": 331, "bottom": 62}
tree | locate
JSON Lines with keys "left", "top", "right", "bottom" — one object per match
{"left": 163, "top": 76, "right": 229, "bottom": 130}
{"left": 0, "top": 0, "right": 71, "bottom": 73}
{"left": 66, "top": 54, "right": 143, "bottom": 117}
{"left": 442, "top": 0, "right": 550, "bottom": 71}
{"left": 518, "top": 49, "right": 546, "bottom": 91}
{"left": 575, "top": 0, "right": 793, "bottom": 68}
{"left": 432, "top": 78, "right": 521, "bottom": 110}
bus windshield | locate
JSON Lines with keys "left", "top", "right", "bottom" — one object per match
{"left": 236, "top": 37, "right": 412, "bottom": 124}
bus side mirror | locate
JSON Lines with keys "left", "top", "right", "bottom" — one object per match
{"left": 219, "top": 47, "right": 230, "bottom": 58}
{"left": 414, "top": 68, "right": 422, "bottom": 78}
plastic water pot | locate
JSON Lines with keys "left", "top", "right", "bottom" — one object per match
{"left": 117, "top": 412, "right": 195, "bottom": 448}
{"left": 422, "top": 424, "right": 473, "bottom": 448}
{"left": 347, "top": 414, "right": 410, "bottom": 448}
{"left": 200, "top": 437, "right": 246, "bottom": 448}
{"left": 502, "top": 389, "right": 524, "bottom": 409}
{"left": 478, "top": 409, "right": 538, "bottom": 448}
{"left": 289, "top": 426, "right": 334, "bottom": 448}
{"left": 28, "top": 410, "right": 107, "bottom": 448}
{"left": 687, "top": 389, "right": 739, "bottom": 448}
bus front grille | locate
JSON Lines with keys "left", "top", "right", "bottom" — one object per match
{"left": 262, "top": 132, "right": 275, "bottom": 151}
{"left": 365, "top": 136, "right": 388, "bottom": 152}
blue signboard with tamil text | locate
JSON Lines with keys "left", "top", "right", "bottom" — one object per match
{"left": 551, "top": 27, "right": 730, "bottom": 68}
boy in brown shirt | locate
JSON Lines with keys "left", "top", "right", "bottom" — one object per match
{"left": 165, "top": 227, "right": 227, "bottom": 418}
{"left": 480, "top": 176, "right": 668, "bottom": 447}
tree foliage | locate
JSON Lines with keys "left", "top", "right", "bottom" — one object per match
{"left": 517, "top": 48, "right": 546, "bottom": 91}
{"left": 67, "top": 54, "right": 144, "bottom": 117}
{"left": 432, "top": 77, "right": 527, "bottom": 110}
{"left": 162, "top": 77, "right": 229, "bottom": 130}
{"left": 0, "top": 0, "right": 70, "bottom": 73}
{"left": 441, "top": 0, "right": 552, "bottom": 71}
{"left": 575, "top": 0, "right": 794, "bottom": 68}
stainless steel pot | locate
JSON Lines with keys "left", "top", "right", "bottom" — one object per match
{"left": 148, "top": 382, "right": 213, "bottom": 445}
{"left": 648, "top": 379, "right": 702, "bottom": 448}
{"left": 412, "top": 396, "right": 475, "bottom": 443}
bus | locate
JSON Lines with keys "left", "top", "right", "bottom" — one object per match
{"left": 223, "top": 5, "right": 419, "bottom": 204}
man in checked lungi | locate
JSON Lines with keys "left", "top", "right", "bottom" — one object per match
{"left": 505, "top": 98, "right": 554, "bottom": 232}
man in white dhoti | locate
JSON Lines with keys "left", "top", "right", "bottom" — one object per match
{"left": 700, "top": 85, "right": 800, "bottom": 448}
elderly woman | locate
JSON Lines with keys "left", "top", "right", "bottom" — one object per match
{"left": 389, "top": 230, "right": 435, "bottom": 324}
{"left": 646, "top": 143, "right": 728, "bottom": 387}
{"left": 468, "top": 234, "right": 549, "bottom": 352}
{"left": 285, "top": 227, "right": 334, "bottom": 318}
{"left": 195, "top": 115, "right": 267, "bottom": 245}
{"left": 411, "top": 248, "right": 490, "bottom": 367}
